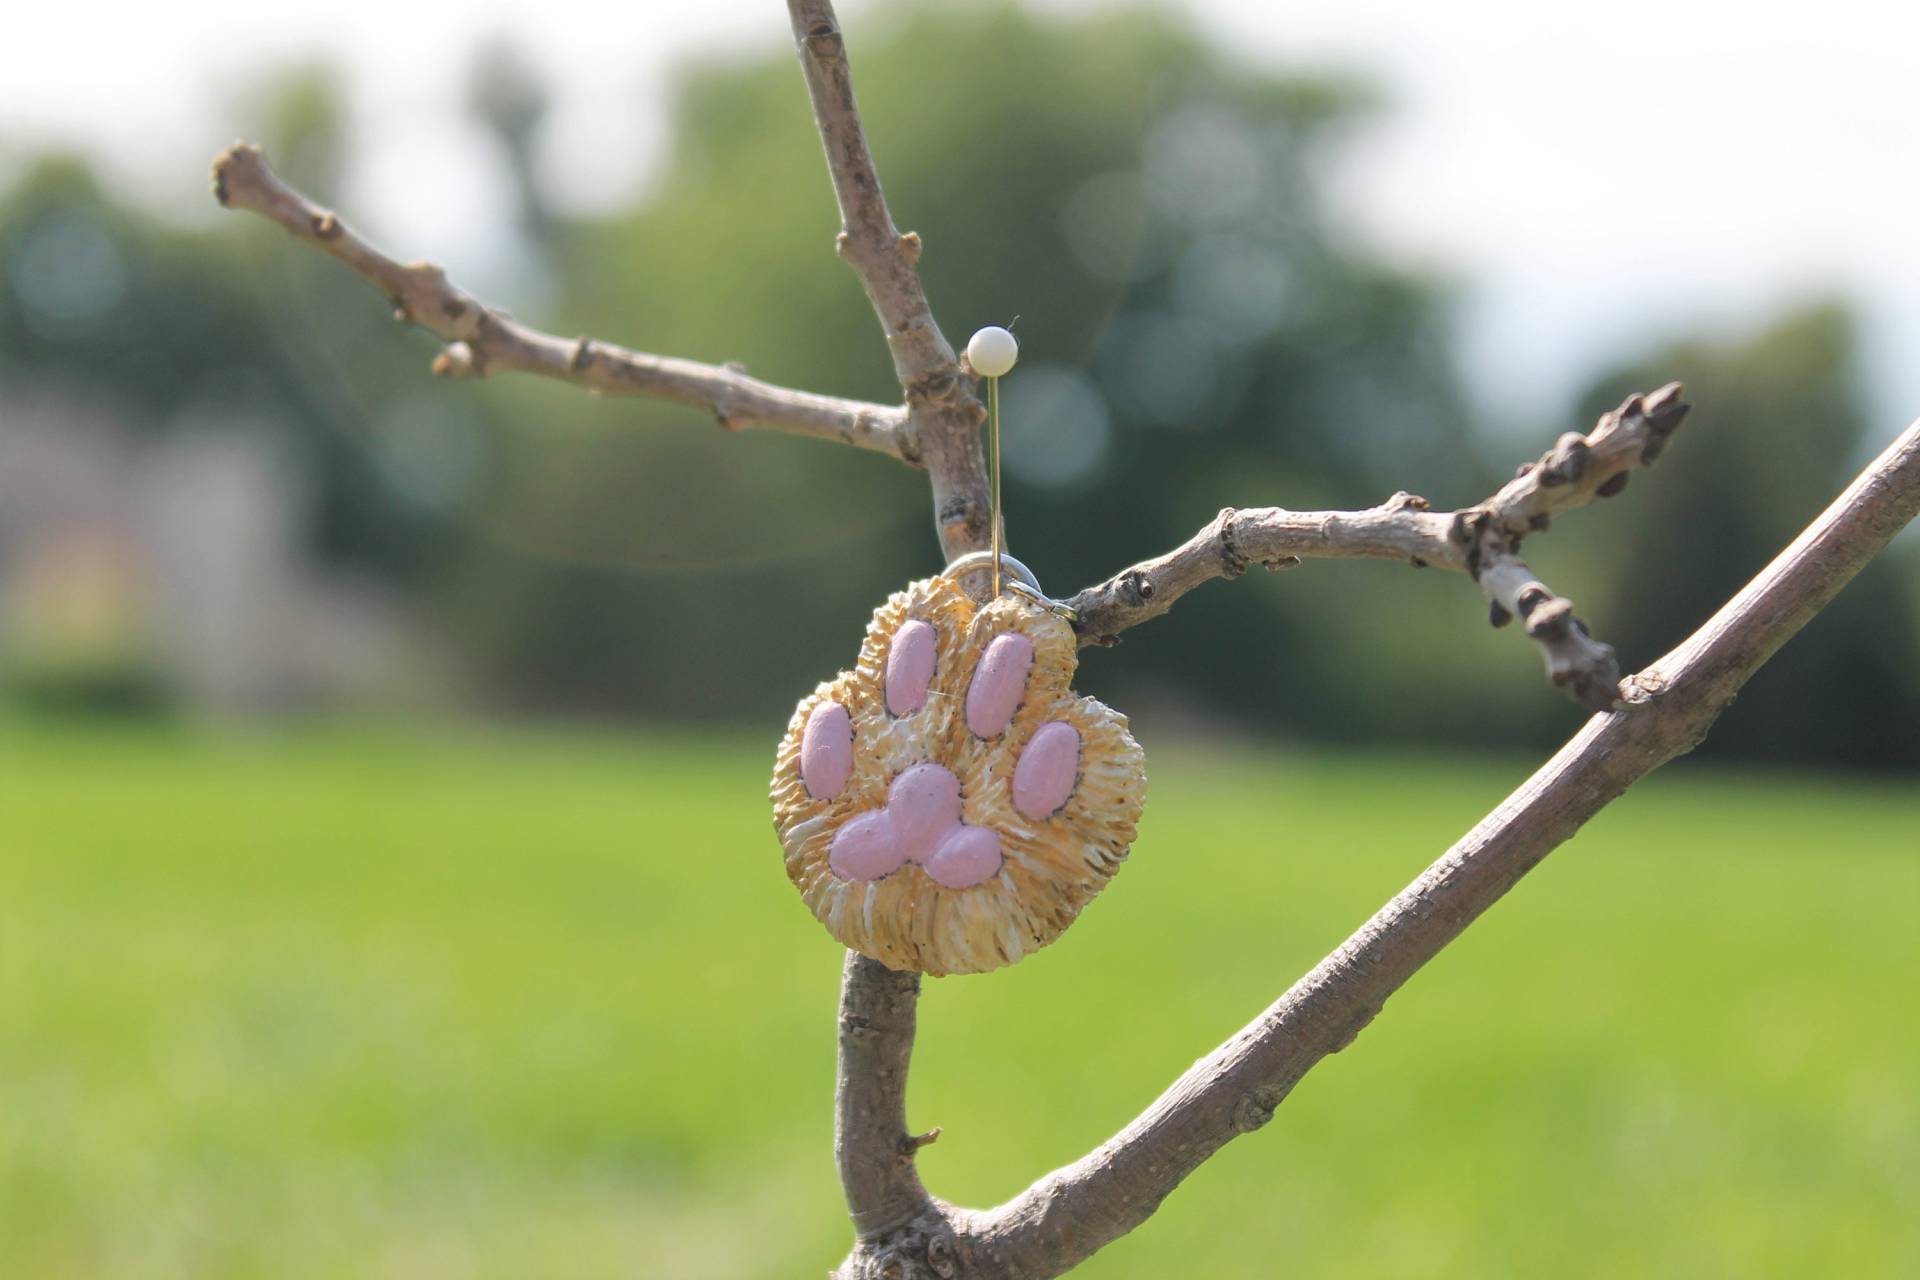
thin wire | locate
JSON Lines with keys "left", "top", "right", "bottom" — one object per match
{"left": 989, "top": 373, "right": 1003, "bottom": 599}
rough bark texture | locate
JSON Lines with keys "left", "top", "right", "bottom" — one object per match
{"left": 209, "top": 4, "right": 1920, "bottom": 1274}
{"left": 834, "top": 953, "right": 935, "bottom": 1243}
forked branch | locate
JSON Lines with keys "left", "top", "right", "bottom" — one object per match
{"left": 210, "top": 143, "right": 911, "bottom": 458}
{"left": 1065, "top": 383, "right": 1693, "bottom": 710}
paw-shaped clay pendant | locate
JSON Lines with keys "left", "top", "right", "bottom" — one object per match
{"left": 771, "top": 572, "right": 1147, "bottom": 976}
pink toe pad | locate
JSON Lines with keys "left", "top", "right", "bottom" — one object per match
{"left": 826, "top": 762, "right": 1002, "bottom": 888}
{"left": 1013, "top": 721, "right": 1080, "bottom": 820}
{"left": 885, "top": 620, "right": 938, "bottom": 716}
{"left": 886, "top": 763, "right": 962, "bottom": 858}
{"left": 924, "top": 825, "right": 1003, "bottom": 888}
{"left": 966, "top": 632, "right": 1034, "bottom": 738}
{"left": 800, "top": 701, "right": 853, "bottom": 800}
{"left": 828, "top": 810, "right": 901, "bottom": 881}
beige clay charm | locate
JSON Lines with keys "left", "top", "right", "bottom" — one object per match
{"left": 770, "top": 562, "right": 1146, "bottom": 975}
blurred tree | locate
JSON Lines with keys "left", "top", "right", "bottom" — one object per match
{"left": 0, "top": 150, "right": 463, "bottom": 580}
{"left": 467, "top": 37, "right": 556, "bottom": 251}
{"left": 4, "top": 4, "right": 1907, "bottom": 768}
{"left": 250, "top": 62, "right": 347, "bottom": 200}
{"left": 0, "top": 71, "right": 483, "bottom": 712}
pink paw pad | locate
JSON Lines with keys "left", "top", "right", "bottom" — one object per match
{"left": 966, "top": 632, "right": 1034, "bottom": 737}
{"left": 1013, "top": 721, "right": 1080, "bottom": 820}
{"left": 829, "top": 763, "right": 1004, "bottom": 887}
{"left": 924, "top": 825, "right": 1004, "bottom": 888}
{"left": 821, "top": 618, "right": 1087, "bottom": 890}
{"left": 800, "top": 701, "right": 853, "bottom": 800}
{"left": 885, "top": 620, "right": 938, "bottom": 716}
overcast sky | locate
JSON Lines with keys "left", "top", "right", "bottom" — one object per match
{"left": 5, "top": 0, "right": 1918, "bottom": 433}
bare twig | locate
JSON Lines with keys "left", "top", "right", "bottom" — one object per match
{"left": 210, "top": 143, "right": 911, "bottom": 458}
{"left": 1065, "top": 384, "right": 1692, "bottom": 710}
{"left": 787, "top": 0, "right": 992, "bottom": 559}
{"left": 853, "top": 417, "right": 1919, "bottom": 1278}
{"left": 1466, "top": 382, "right": 1690, "bottom": 706}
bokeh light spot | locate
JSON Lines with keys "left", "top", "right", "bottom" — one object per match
{"left": 1002, "top": 364, "right": 1113, "bottom": 492}
{"left": 7, "top": 210, "right": 127, "bottom": 339}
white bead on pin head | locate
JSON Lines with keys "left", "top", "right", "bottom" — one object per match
{"left": 966, "top": 325, "right": 1019, "bottom": 378}
{"left": 967, "top": 325, "right": 1020, "bottom": 597}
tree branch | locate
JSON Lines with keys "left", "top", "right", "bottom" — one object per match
{"left": 786, "top": 0, "right": 992, "bottom": 560}
{"left": 783, "top": 0, "right": 952, "bottom": 395}
{"left": 961, "top": 416, "right": 1920, "bottom": 1278}
{"left": 835, "top": 954, "right": 938, "bottom": 1239}
{"left": 780, "top": 1, "right": 995, "bottom": 1263}
{"left": 209, "top": 143, "right": 911, "bottom": 459}
{"left": 1064, "top": 383, "right": 1692, "bottom": 711}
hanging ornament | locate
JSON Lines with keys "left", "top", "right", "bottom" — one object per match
{"left": 770, "top": 328, "right": 1148, "bottom": 975}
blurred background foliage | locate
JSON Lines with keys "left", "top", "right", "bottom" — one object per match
{"left": 2, "top": 3, "right": 1914, "bottom": 763}
{"left": 4, "top": 5, "right": 1918, "bottom": 1278}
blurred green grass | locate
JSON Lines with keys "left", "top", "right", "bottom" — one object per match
{"left": 1, "top": 720, "right": 1915, "bottom": 1278}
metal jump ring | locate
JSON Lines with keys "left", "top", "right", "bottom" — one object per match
{"left": 940, "top": 551, "right": 1080, "bottom": 623}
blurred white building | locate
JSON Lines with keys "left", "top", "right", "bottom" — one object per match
{"left": 0, "top": 389, "right": 427, "bottom": 714}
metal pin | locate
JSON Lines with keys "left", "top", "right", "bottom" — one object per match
{"left": 989, "top": 373, "right": 1003, "bottom": 598}
{"left": 964, "top": 326, "right": 1019, "bottom": 599}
